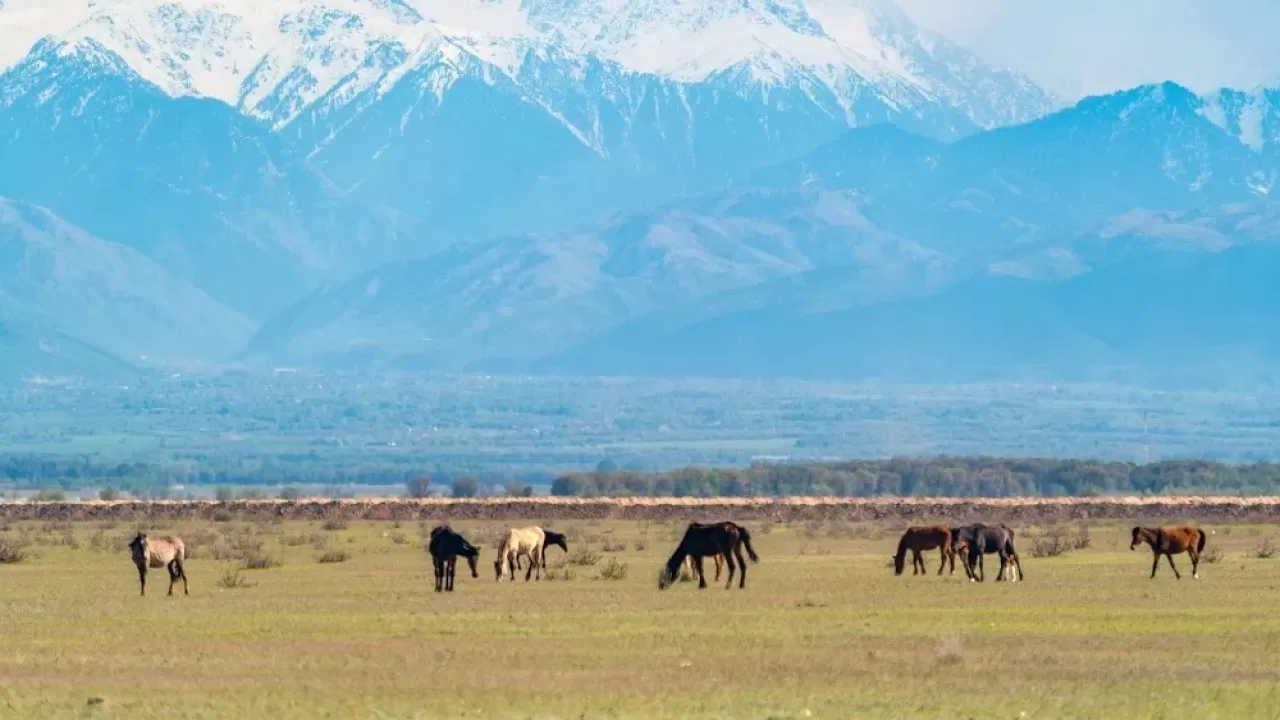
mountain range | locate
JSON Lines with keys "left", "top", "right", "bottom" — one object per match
{"left": 1, "top": 1, "right": 1277, "bottom": 385}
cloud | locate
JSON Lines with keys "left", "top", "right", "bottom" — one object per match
{"left": 898, "top": 0, "right": 1280, "bottom": 98}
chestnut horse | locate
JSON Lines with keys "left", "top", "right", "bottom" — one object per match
{"left": 893, "top": 526, "right": 955, "bottom": 576}
{"left": 1130, "top": 526, "right": 1207, "bottom": 580}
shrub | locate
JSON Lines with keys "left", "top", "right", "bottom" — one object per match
{"left": 317, "top": 550, "right": 350, "bottom": 564}
{"left": 0, "top": 539, "right": 29, "bottom": 564}
{"left": 32, "top": 489, "right": 65, "bottom": 502}
{"left": 278, "top": 486, "right": 300, "bottom": 500}
{"left": 98, "top": 487, "right": 120, "bottom": 502}
{"left": 406, "top": 476, "right": 432, "bottom": 499}
{"left": 1247, "top": 537, "right": 1277, "bottom": 560}
{"left": 1031, "top": 526, "right": 1072, "bottom": 558}
{"left": 321, "top": 518, "right": 348, "bottom": 532}
{"left": 594, "top": 557, "right": 628, "bottom": 580}
{"left": 1200, "top": 546, "right": 1224, "bottom": 564}
{"left": 212, "top": 510, "right": 233, "bottom": 523}
{"left": 217, "top": 570, "right": 254, "bottom": 589}
{"left": 240, "top": 553, "right": 282, "bottom": 570}
{"left": 214, "top": 486, "right": 235, "bottom": 502}
{"left": 568, "top": 547, "right": 601, "bottom": 566}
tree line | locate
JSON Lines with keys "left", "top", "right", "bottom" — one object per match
{"left": 549, "top": 457, "right": 1280, "bottom": 497}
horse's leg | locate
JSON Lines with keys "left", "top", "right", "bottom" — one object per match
{"left": 176, "top": 559, "right": 189, "bottom": 596}
{"left": 995, "top": 551, "right": 1008, "bottom": 582}
{"left": 1149, "top": 550, "right": 1161, "bottom": 578}
{"left": 723, "top": 550, "right": 737, "bottom": 590}
{"left": 1165, "top": 553, "right": 1181, "bottom": 580}
{"left": 166, "top": 560, "right": 178, "bottom": 597}
{"left": 696, "top": 556, "right": 708, "bottom": 589}
{"left": 449, "top": 557, "right": 458, "bottom": 591}
{"left": 1189, "top": 548, "right": 1201, "bottom": 579}
{"left": 937, "top": 546, "right": 947, "bottom": 575}
{"left": 715, "top": 553, "right": 724, "bottom": 582}
{"left": 733, "top": 543, "right": 748, "bottom": 589}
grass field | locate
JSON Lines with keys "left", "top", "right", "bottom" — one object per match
{"left": 3, "top": 515, "right": 1280, "bottom": 719}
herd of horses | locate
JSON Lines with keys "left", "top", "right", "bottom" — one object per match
{"left": 122, "top": 521, "right": 1210, "bottom": 596}
{"left": 893, "top": 523, "right": 1209, "bottom": 582}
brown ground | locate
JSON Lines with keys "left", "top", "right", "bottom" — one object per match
{"left": 5, "top": 495, "right": 1280, "bottom": 524}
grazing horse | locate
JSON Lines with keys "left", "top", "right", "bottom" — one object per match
{"left": 892, "top": 526, "right": 955, "bottom": 576}
{"left": 1131, "top": 526, "right": 1207, "bottom": 580}
{"left": 428, "top": 525, "right": 480, "bottom": 592}
{"left": 658, "top": 521, "right": 759, "bottom": 590}
{"left": 509, "top": 530, "right": 569, "bottom": 575}
{"left": 494, "top": 526, "right": 568, "bottom": 582}
{"left": 684, "top": 552, "right": 725, "bottom": 581}
{"left": 952, "top": 524, "right": 1022, "bottom": 583}
{"left": 128, "top": 532, "right": 189, "bottom": 597}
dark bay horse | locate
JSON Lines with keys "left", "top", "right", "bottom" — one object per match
{"left": 893, "top": 526, "right": 955, "bottom": 576}
{"left": 952, "top": 524, "right": 1022, "bottom": 582}
{"left": 1131, "top": 526, "right": 1207, "bottom": 580}
{"left": 428, "top": 525, "right": 480, "bottom": 592}
{"left": 658, "top": 521, "right": 759, "bottom": 590}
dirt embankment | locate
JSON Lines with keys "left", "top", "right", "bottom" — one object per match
{"left": 4, "top": 497, "right": 1280, "bottom": 525}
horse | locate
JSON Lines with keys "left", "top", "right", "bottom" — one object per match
{"left": 658, "top": 521, "right": 758, "bottom": 590}
{"left": 951, "top": 524, "right": 1022, "bottom": 583}
{"left": 892, "top": 526, "right": 955, "bottom": 576}
{"left": 428, "top": 525, "right": 480, "bottom": 592}
{"left": 511, "top": 530, "right": 568, "bottom": 571}
{"left": 1130, "top": 526, "right": 1207, "bottom": 580}
{"left": 128, "top": 532, "right": 189, "bottom": 597}
{"left": 684, "top": 552, "right": 725, "bottom": 581}
{"left": 494, "top": 526, "right": 568, "bottom": 582}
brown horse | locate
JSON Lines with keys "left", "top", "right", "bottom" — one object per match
{"left": 659, "top": 521, "right": 758, "bottom": 590}
{"left": 893, "top": 526, "right": 955, "bottom": 576}
{"left": 1131, "top": 526, "right": 1207, "bottom": 580}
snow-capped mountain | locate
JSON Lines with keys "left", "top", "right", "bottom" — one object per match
{"left": 0, "top": 0, "right": 1057, "bottom": 133}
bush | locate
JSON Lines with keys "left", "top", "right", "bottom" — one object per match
{"left": 212, "top": 510, "right": 233, "bottom": 523}
{"left": 98, "top": 487, "right": 120, "bottom": 502}
{"left": 32, "top": 489, "right": 65, "bottom": 502}
{"left": 321, "top": 518, "right": 348, "bottom": 532}
{"left": 0, "top": 539, "right": 29, "bottom": 564}
{"left": 568, "top": 547, "right": 601, "bottom": 566}
{"left": 214, "top": 486, "right": 235, "bottom": 502}
{"left": 594, "top": 557, "right": 628, "bottom": 580}
{"left": 1247, "top": 537, "right": 1277, "bottom": 560}
{"left": 241, "top": 553, "right": 283, "bottom": 570}
{"left": 317, "top": 550, "right": 351, "bottom": 564}
{"left": 217, "top": 570, "right": 254, "bottom": 589}
{"left": 1200, "top": 546, "right": 1224, "bottom": 564}
{"left": 278, "top": 486, "right": 300, "bottom": 500}
{"left": 1031, "top": 526, "right": 1072, "bottom": 558}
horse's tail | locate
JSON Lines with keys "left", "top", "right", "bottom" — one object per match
{"left": 1197, "top": 528, "right": 1207, "bottom": 554}
{"left": 739, "top": 525, "right": 759, "bottom": 563}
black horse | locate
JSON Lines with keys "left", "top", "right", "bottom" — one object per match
{"left": 951, "top": 523, "right": 1022, "bottom": 583}
{"left": 428, "top": 525, "right": 480, "bottom": 592}
{"left": 658, "top": 521, "right": 759, "bottom": 590}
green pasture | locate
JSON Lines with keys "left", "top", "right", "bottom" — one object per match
{"left": 1, "top": 518, "right": 1279, "bottom": 719}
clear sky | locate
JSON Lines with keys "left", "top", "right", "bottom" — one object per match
{"left": 898, "top": 0, "right": 1280, "bottom": 99}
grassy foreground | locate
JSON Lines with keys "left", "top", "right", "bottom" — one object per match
{"left": 2, "top": 517, "right": 1280, "bottom": 719}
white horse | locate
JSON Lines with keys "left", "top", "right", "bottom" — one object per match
{"left": 494, "top": 527, "right": 568, "bottom": 581}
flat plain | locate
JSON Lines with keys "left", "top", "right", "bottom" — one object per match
{"left": 3, "top": 514, "right": 1280, "bottom": 719}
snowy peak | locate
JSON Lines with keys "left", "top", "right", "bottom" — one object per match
{"left": 1, "top": 0, "right": 1056, "bottom": 130}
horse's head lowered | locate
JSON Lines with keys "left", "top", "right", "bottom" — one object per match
{"left": 544, "top": 531, "right": 568, "bottom": 555}
{"left": 892, "top": 552, "right": 906, "bottom": 575}
{"left": 459, "top": 541, "right": 480, "bottom": 578}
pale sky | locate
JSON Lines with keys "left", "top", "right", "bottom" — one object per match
{"left": 898, "top": 0, "right": 1280, "bottom": 99}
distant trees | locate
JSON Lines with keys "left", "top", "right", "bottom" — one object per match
{"left": 278, "top": 486, "right": 300, "bottom": 500}
{"left": 452, "top": 474, "right": 479, "bottom": 498}
{"left": 549, "top": 457, "right": 1280, "bottom": 498}
{"left": 406, "top": 476, "right": 432, "bottom": 498}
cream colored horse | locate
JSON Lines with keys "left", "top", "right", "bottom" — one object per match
{"left": 128, "top": 531, "right": 189, "bottom": 597}
{"left": 494, "top": 526, "right": 566, "bottom": 582}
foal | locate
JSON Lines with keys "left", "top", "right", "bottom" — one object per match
{"left": 128, "top": 532, "right": 189, "bottom": 597}
{"left": 1130, "top": 526, "right": 1206, "bottom": 580}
